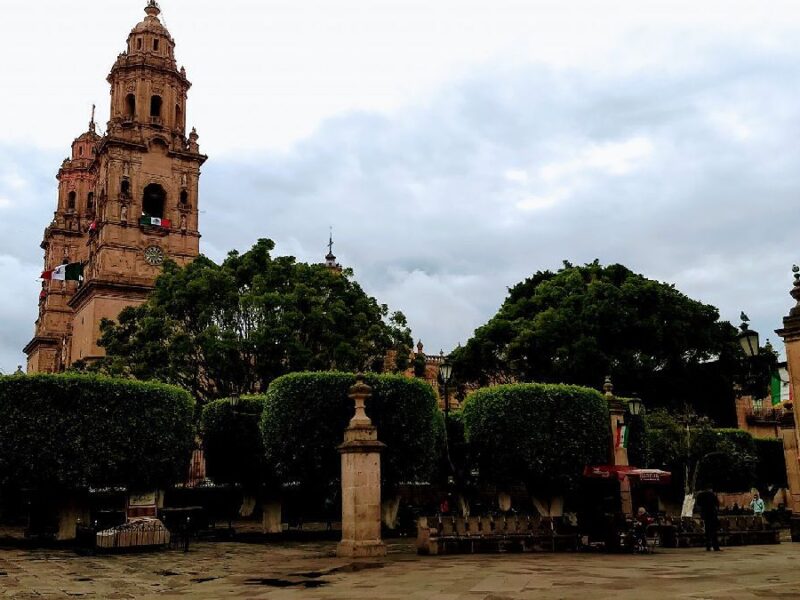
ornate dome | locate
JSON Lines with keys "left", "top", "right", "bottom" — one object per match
{"left": 129, "top": 1, "right": 173, "bottom": 42}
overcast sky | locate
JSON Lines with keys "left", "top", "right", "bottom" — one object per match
{"left": 1, "top": 0, "right": 799, "bottom": 373}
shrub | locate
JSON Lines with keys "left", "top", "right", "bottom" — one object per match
{"left": 0, "top": 373, "right": 195, "bottom": 491}
{"left": 260, "top": 372, "right": 443, "bottom": 494}
{"left": 201, "top": 396, "right": 267, "bottom": 488}
{"left": 461, "top": 383, "right": 610, "bottom": 495}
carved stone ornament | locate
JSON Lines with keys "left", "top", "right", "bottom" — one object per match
{"left": 126, "top": 82, "right": 136, "bottom": 92}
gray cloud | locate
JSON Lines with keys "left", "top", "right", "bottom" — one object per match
{"left": 2, "top": 40, "right": 799, "bottom": 372}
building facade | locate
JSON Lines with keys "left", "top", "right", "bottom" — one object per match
{"left": 25, "top": 1, "right": 206, "bottom": 372}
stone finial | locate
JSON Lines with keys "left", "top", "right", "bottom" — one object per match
{"left": 348, "top": 373, "right": 373, "bottom": 428}
{"left": 603, "top": 375, "right": 614, "bottom": 399}
{"left": 416, "top": 340, "right": 424, "bottom": 354}
{"left": 145, "top": 1, "right": 161, "bottom": 18}
{"left": 792, "top": 265, "right": 800, "bottom": 305}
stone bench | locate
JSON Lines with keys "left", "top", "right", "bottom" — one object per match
{"left": 416, "top": 514, "right": 579, "bottom": 555}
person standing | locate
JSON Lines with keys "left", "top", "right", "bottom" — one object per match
{"left": 695, "top": 488, "right": 721, "bottom": 551}
{"left": 749, "top": 492, "right": 765, "bottom": 516}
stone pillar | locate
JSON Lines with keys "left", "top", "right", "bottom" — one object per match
{"left": 779, "top": 407, "right": 800, "bottom": 512}
{"left": 605, "top": 377, "right": 632, "bottom": 516}
{"left": 775, "top": 267, "right": 800, "bottom": 512}
{"left": 337, "top": 374, "right": 387, "bottom": 558}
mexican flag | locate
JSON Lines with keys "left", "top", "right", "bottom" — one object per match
{"left": 616, "top": 423, "right": 629, "bottom": 449}
{"left": 41, "top": 262, "right": 83, "bottom": 281}
{"left": 770, "top": 373, "right": 783, "bottom": 406}
{"left": 139, "top": 215, "right": 171, "bottom": 228}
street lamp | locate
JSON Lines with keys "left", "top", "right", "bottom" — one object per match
{"left": 737, "top": 315, "right": 760, "bottom": 358}
{"left": 439, "top": 356, "right": 453, "bottom": 418}
{"left": 626, "top": 397, "right": 644, "bottom": 417}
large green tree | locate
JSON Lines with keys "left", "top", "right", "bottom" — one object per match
{"left": 453, "top": 261, "right": 764, "bottom": 424}
{"left": 85, "top": 239, "right": 412, "bottom": 402}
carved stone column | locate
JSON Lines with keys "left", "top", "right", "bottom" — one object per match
{"left": 336, "top": 374, "right": 387, "bottom": 558}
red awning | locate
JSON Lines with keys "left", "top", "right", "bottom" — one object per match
{"left": 626, "top": 469, "right": 672, "bottom": 484}
{"left": 583, "top": 465, "right": 671, "bottom": 484}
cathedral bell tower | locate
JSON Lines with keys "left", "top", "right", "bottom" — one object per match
{"left": 25, "top": 1, "right": 207, "bottom": 370}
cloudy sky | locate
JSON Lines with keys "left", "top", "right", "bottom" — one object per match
{"left": 1, "top": 0, "right": 799, "bottom": 373}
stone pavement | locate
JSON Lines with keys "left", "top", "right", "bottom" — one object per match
{"left": 0, "top": 539, "right": 798, "bottom": 599}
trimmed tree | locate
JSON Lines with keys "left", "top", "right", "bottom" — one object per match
{"left": 259, "top": 372, "right": 444, "bottom": 525}
{"left": 461, "top": 383, "right": 610, "bottom": 514}
{"left": 0, "top": 374, "right": 195, "bottom": 539}
{"left": 201, "top": 396, "right": 268, "bottom": 489}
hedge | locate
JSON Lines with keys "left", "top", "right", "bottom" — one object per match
{"left": 201, "top": 396, "right": 267, "bottom": 488}
{"left": 0, "top": 373, "right": 195, "bottom": 491}
{"left": 260, "top": 372, "right": 443, "bottom": 494}
{"left": 461, "top": 383, "right": 610, "bottom": 495}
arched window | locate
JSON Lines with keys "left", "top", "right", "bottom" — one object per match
{"left": 87, "top": 192, "right": 94, "bottom": 211}
{"left": 180, "top": 190, "right": 188, "bottom": 204}
{"left": 67, "top": 191, "right": 76, "bottom": 210}
{"left": 142, "top": 183, "right": 166, "bottom": 219}
{"left": 150, "top": 95, "right": 162, "bottom": 118}
{"left": 153, "top": 39, "right": 160, "bottom": 52}
{"left": 125, "top": 94, "right": 136, "bottom": 119}
{"left": 175, "top": 103, "right": 182, "bottom": 128}
{"left": 120, "top": 179, "right": 130, "bottom": 197}
{"left": 137, "top": 37, "right": 143, "bottom": 50}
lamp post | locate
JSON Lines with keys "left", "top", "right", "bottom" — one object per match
{"left": 738, "top": 315, "right": 760, "bottom": 358}
{"left": 439, "top": 355, "right": 453, "bottom": 419}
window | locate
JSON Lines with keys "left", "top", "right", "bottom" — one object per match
{"left": 153, "top": 39, "right": 160, "bottom": 51}
{"left": 125, "top": 93, "right": 136, "bottom": 119}
{"left": 67, "top": 191, "right": 76, "bottom": 210}
{"left": 120, "top": 179, "right": 130, "bottom": 197}
{"left": 180, "top": 190, "right": 188, "bottom": 204}
{"left": 79, "top": 146, "right": 83, "bottom": 156}
{"left": 87, "top": 192, "right": 94, "bottom": 211}
{"left": 175, "top": 103, "right": 182, "bottom": 128}
{"left": 142, "top": 183, "right": 166, "bottom": 219}
{"left": 137, "top": 37, "right": 143, "bottom": 50}
{"left": 150, "top": 95, "right": 162, "bottom": 118}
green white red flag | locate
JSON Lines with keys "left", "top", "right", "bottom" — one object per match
{"left": 139, "top": 216, "right": 171, "bottom": 228}
{"left": 41, "top": 262, "right": 83, "bottom": 281}
{"left": 615, "top": 423, "right": 629, "bottom": 449}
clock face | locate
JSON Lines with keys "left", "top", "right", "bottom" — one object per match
{"left": 144, "top": 245, "right": 165, "bottom": 266}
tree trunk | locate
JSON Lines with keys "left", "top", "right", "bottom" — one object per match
{"left": 262, "top": 500, "right": 282, "bottom": 534}
{"left": 381, "top": 494, "right": 401, "bottom": 529}
{"left": 531, "top": 495, "right": 564, "bottom": 517}
{"left": 55, "top": 494, "right": 90, "bottom": 541}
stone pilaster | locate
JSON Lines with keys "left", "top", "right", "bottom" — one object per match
{"left": 779, "top": 406, "right": 800, "bottom": 512}
{"left": 337, "top": 374, "right": 387, "bottom": 558}
{"left": 605, "top": 377, "right": 632, "bottom": 516}
{"left": 775, "top": 267, "right": 800, "bottom": 512}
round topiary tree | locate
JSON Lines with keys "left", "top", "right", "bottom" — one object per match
{"left": 461, "top": 382, "right": 610, "bottom": 514}
{"left": 259, "top": 372, "right": 443, "bottom": 524}
{"left": 0, "top": 373, "right": 195, "bottom": 539}
{"left": 201, "top": 396, "right": 268, "bottom": 489}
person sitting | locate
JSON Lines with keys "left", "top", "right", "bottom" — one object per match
{"left": 633, "top": 507, "right": 652, "bottom": 552}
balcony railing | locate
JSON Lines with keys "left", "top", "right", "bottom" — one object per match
{"left": 745, "top": 405, "right": 784, "bottom": 424}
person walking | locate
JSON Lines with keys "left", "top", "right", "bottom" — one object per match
{"left": 749, "top": 492, "right": 765, "bottom": 516}
{"left": 695, "top": 488, "right": 721, "bottom": 551}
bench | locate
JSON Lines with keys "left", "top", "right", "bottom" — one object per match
{"left": 676, "top": 516, "right": 779, "bottom": 547}
{"left": 416, "top": 514, "right": 579, "bottom": 555}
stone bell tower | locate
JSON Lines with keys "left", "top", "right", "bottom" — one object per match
{"left": 25, "top": 1, "right": 207, "bottom": 370}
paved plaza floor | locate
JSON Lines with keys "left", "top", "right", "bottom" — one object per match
{"left": 1, "top": 539, "right": 798, "bottom": 599}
